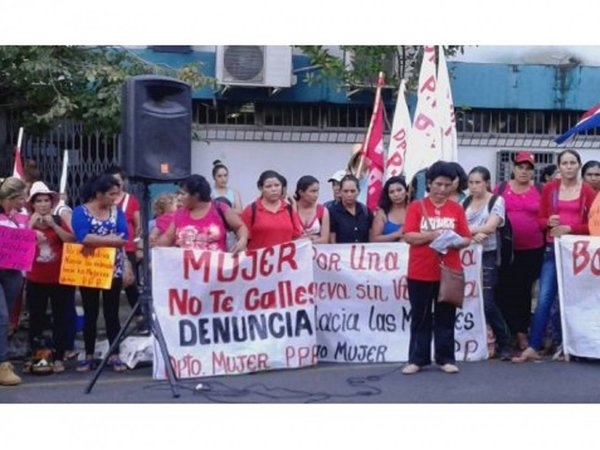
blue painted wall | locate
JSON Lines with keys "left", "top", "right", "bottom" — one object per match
{"left": 134, "top": 48, "right": 600, "bottom": 111}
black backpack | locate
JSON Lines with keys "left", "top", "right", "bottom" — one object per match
{"left": 463, "top": 194, "right": 514, "bottom": 268}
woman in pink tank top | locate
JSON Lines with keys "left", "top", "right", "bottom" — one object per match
{"left": 157, "top": 175, "right": 248, "bottom": 254}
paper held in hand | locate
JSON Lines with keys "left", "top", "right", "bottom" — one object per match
{"left": 429, "top": 229, "right": 464, "bottom": 254}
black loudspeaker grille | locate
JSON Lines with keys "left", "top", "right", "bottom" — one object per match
{"left": 223, "top": 46, "right": 265, "bottom": 82}
{"left": 121, "top": 75, "right": 192, "bottom": 181}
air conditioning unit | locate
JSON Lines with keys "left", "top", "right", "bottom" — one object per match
{"left": 216, "top": 46, "right": 293, "bottom": 88}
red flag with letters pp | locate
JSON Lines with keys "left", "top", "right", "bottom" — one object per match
{"left": 365, "top": 75, "right": 385, "bottom": 211}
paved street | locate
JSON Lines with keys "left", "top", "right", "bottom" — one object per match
{"left": 2, "top": 356, "right": 599, "bottom": 403}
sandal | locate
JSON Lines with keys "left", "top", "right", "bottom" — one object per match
{"left": 108, "top": 356, "right": 127, "bottom": 373}
{"left": 511, "top": 347, "right": 541, "bottom": 363}
{"left": 76, "top": 356, "right": 96, "bottom": 373}
{"left": 52, "top": 360, "right": 66, "bottom": 373}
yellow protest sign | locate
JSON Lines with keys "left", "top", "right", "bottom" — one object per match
{"left": 59, "top": 243, "right": 116, "bottom": 289}
{"left": 589, "top": 194, "right": 600, "bottom": 237}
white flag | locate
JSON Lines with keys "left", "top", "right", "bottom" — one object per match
{"left": 437, "top": 46, "right": 458, "bottom": 162}
{"left": 404, "top": 46, "right": 441, "bottom": 183}
{"left": 386, "top": 80, "right": 411, "bottom": 179}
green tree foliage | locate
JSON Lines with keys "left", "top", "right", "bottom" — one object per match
{"left": 0, "top": 46, "right": 210, "bottom": 134}
{"left": 297, "top": 45, "right": 464, "bottom": 91}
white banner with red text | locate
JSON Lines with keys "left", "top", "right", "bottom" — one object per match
{"left": 312, "top": 243, "right": 487, "bottom": 363}
{"left": 151, "top": 239, "right": 317, "bottom": 380}
{"left": 556, "top": 236, "right": 600, "bottom": 359}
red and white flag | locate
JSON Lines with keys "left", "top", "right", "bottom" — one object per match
{"left": 365, "top": 73, "right": 386, "bottom": 211}
{"left": 386, "top": 79, "right": 410, "bottom": 179}
{"left": 404, "top": 46, "right": 441, "bottom": 183}
{"left": 12, "top": 127, "right": 24, "bottom": 180}
{"left": 437, "top": 46, "right": 458, "bottom": 162}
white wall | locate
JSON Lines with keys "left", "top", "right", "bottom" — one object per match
{"left": 192, "top": 140, "right": 356, "bottom": 204}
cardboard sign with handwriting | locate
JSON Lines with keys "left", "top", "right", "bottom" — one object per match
{"left": 59, "top": 243, "right": 116, "bottom": 289}
{"left": 0, "top": 225, "right": 37, "bottom": 271}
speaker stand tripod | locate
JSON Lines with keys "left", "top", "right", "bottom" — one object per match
{"left": 84, "top": 181, "right": 180, "bottom": 398}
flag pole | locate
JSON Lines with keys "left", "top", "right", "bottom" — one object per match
{"left": 356, "top": 72, "right": 385, "bottom": 176}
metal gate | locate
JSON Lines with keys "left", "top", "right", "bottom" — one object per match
{"left": 2, "top": 120, "right": 120, "bottom": 206}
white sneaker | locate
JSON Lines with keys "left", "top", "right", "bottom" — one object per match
{"left": 401, "top": 364, "right": 421, "bottom": 375}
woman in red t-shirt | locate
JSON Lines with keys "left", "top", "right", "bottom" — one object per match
{"left": 401, "top": 161, "right": 472, "bottom": 375}
{"left": 26, "top": 182, "right": 75, "bottom": 373}
{"left": 241, "top": 170, "right": 303, "bottom": 251}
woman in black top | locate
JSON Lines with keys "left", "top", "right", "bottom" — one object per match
{"left": 329, "top": 175, "right": 373, "bottom": 243}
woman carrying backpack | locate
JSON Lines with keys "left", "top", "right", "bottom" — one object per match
{"left": 294, "top": 175, "right": 330, "bottom": 244}
{"left": 464, "top": 167, "right": 511, "bottom": 360}
{"left": 241, "top": 170, "right": 303, "bottom": 251}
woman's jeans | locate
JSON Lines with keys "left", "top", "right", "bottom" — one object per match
{"left": 529, "top": 244, "right": 561, "bottom": 350}
{"left": 482, "top": 251, "right": 511, "bottom": 352}
{"left": 0, "top": 270, "right": 24, "bottom": 363}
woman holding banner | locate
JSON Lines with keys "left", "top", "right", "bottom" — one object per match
{"left": 294, "top": 175, "right": 330, "bottom": 244}
{"left": 0, "top": 177, "right": 29, "bottom": 385}
{"left": 514, "top": 150, "right": 596, "bottom": 363}
{"left": 26, "top": 182, "right": 75, "bottom": 373}
{"left": 401, "top": 162, "right": 471, "bottom": 375}
{"left": 159, "top": 174, "right": 248, "bottom": 254}
{"left": 71, "top": 174, "right": 128, "bottom": 372}
{"left": 370, "top": 175, "right": 408, "bottom": 243}
{"left": 242, "top": 170, "right": 302, "bottom": 251}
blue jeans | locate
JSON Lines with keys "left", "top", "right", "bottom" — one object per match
{"left": 482, "top": 251, "right": 511, "bottom": 352}
{"left": 0, "top": 269, "right": 24, "bottom": 363}
{"left": 529, "top": 244, "right": 561, "bottom": 350}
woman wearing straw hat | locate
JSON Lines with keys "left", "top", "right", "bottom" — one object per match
{"left": 26, "top": 181, "right": 76, "bottom": 373}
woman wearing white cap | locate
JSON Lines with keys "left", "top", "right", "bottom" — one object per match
{"left": 26, "top": 182, "right": 76, "bottom": 373}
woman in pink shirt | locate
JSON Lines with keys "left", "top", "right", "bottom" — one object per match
{"left": 493, "top": 151, "right": 544, "bottom": 351}
{"left": 158, "top": 175, "right": 248, "bottom": 254}
{"left": 514, "top": 149, "right": 596, "bottom": 362}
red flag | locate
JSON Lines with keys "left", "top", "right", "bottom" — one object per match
{"left": 12, "top": 127, "right": 24, "bottom": 180}
{"left": 365, "top": 74, "right": 385, "bottom": 211}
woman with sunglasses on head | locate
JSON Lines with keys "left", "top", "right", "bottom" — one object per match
{"left": 513, "top": 149, "right": 596, "bottom": 362}
{"left": 370, "top": 175, "right": 408, "bottom": 243}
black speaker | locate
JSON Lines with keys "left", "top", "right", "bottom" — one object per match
{"left": 121, "top": 75, "right": 192, "bottom": 181}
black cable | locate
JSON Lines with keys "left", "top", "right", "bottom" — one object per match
{"left": 141, "top": 364, "right": 403, "bottom": 403}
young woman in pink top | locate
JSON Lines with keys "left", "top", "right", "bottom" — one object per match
{"left": 158, "top": 175, "right": 248, "bottom": 254}
{"left": 493, "top": 151, "right": 544, "bottom": 351}
{"left": 514, "top": 150, "right": 596, "bottom": 362}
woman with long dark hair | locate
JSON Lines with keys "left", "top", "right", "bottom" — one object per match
{"left": 294, "top": 175, "right": 330, "bottom": 244}
{"left": 513, "top": 150, "right": 596, "bottom": 362}
{"left": 370, "top": 175, "right": 408, "bottom": 242}
{"left": 71, "top": 174, "right": 128, "bottom": 372}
